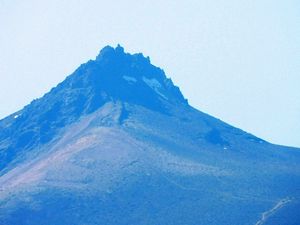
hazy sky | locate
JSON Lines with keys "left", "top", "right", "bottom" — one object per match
{"left": 0, "top": 0, "right": 299, "bottom": 147}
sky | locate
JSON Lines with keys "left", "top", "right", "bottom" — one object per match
{"left": 0, "top": 0, "right": 299, "bottom": 147}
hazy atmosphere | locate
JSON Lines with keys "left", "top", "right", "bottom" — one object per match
{"left": 0, "top": 0, "right": 299, "bottom": 147}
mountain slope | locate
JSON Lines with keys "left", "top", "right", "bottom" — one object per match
{"left": 0, "top": 45, "right": 299, "bottom": 225}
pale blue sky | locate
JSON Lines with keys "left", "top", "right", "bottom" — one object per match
{"left": 0, "top": 0, "right": 299, "bottom": 147}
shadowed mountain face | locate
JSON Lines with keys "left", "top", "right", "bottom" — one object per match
{"left": 0, "top": 46, "right": 300, "bottom": 225}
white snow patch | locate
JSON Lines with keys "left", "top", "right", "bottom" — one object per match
{"left": 123, "top": 75, "right": 137, "bottom": 83}
{"left": 142, "top": 77, "right": 168, "bottom": 100}
{"left": 142, "top": 77, "right": 162, "bottom": 89}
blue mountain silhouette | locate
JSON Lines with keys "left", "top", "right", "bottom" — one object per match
{"left": 0, "top": 45, "right": 299, "bottom": 225}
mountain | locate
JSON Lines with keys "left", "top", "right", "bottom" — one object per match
{"left": 0, "top": 45, "right": 299, "bottom": 225}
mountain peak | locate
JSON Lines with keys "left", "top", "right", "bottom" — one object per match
{"left": 96, "top": 44, "right": 125, "bottom": 61}
{"left": 0, "top": 46, "right": 188, "bottom": 170}
{"left": 95, "top": 44, "right": 150, "bottom": 65}
{"left": 67, "top": 45, "right": 187, "bottom": 111}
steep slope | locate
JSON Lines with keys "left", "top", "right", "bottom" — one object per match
{"left": 0, "top": 45, "right": 299, "bottom": 225}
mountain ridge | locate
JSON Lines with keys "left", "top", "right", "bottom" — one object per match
{"left": 0, "top": 45, "right": 265, "bottom": 172}
{"left": 0, "top": 45, "right": 299, "bottom": 225}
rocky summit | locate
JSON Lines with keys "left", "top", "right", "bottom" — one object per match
{"left": 0, "top": 45, "right": 300, "bottom": 225}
